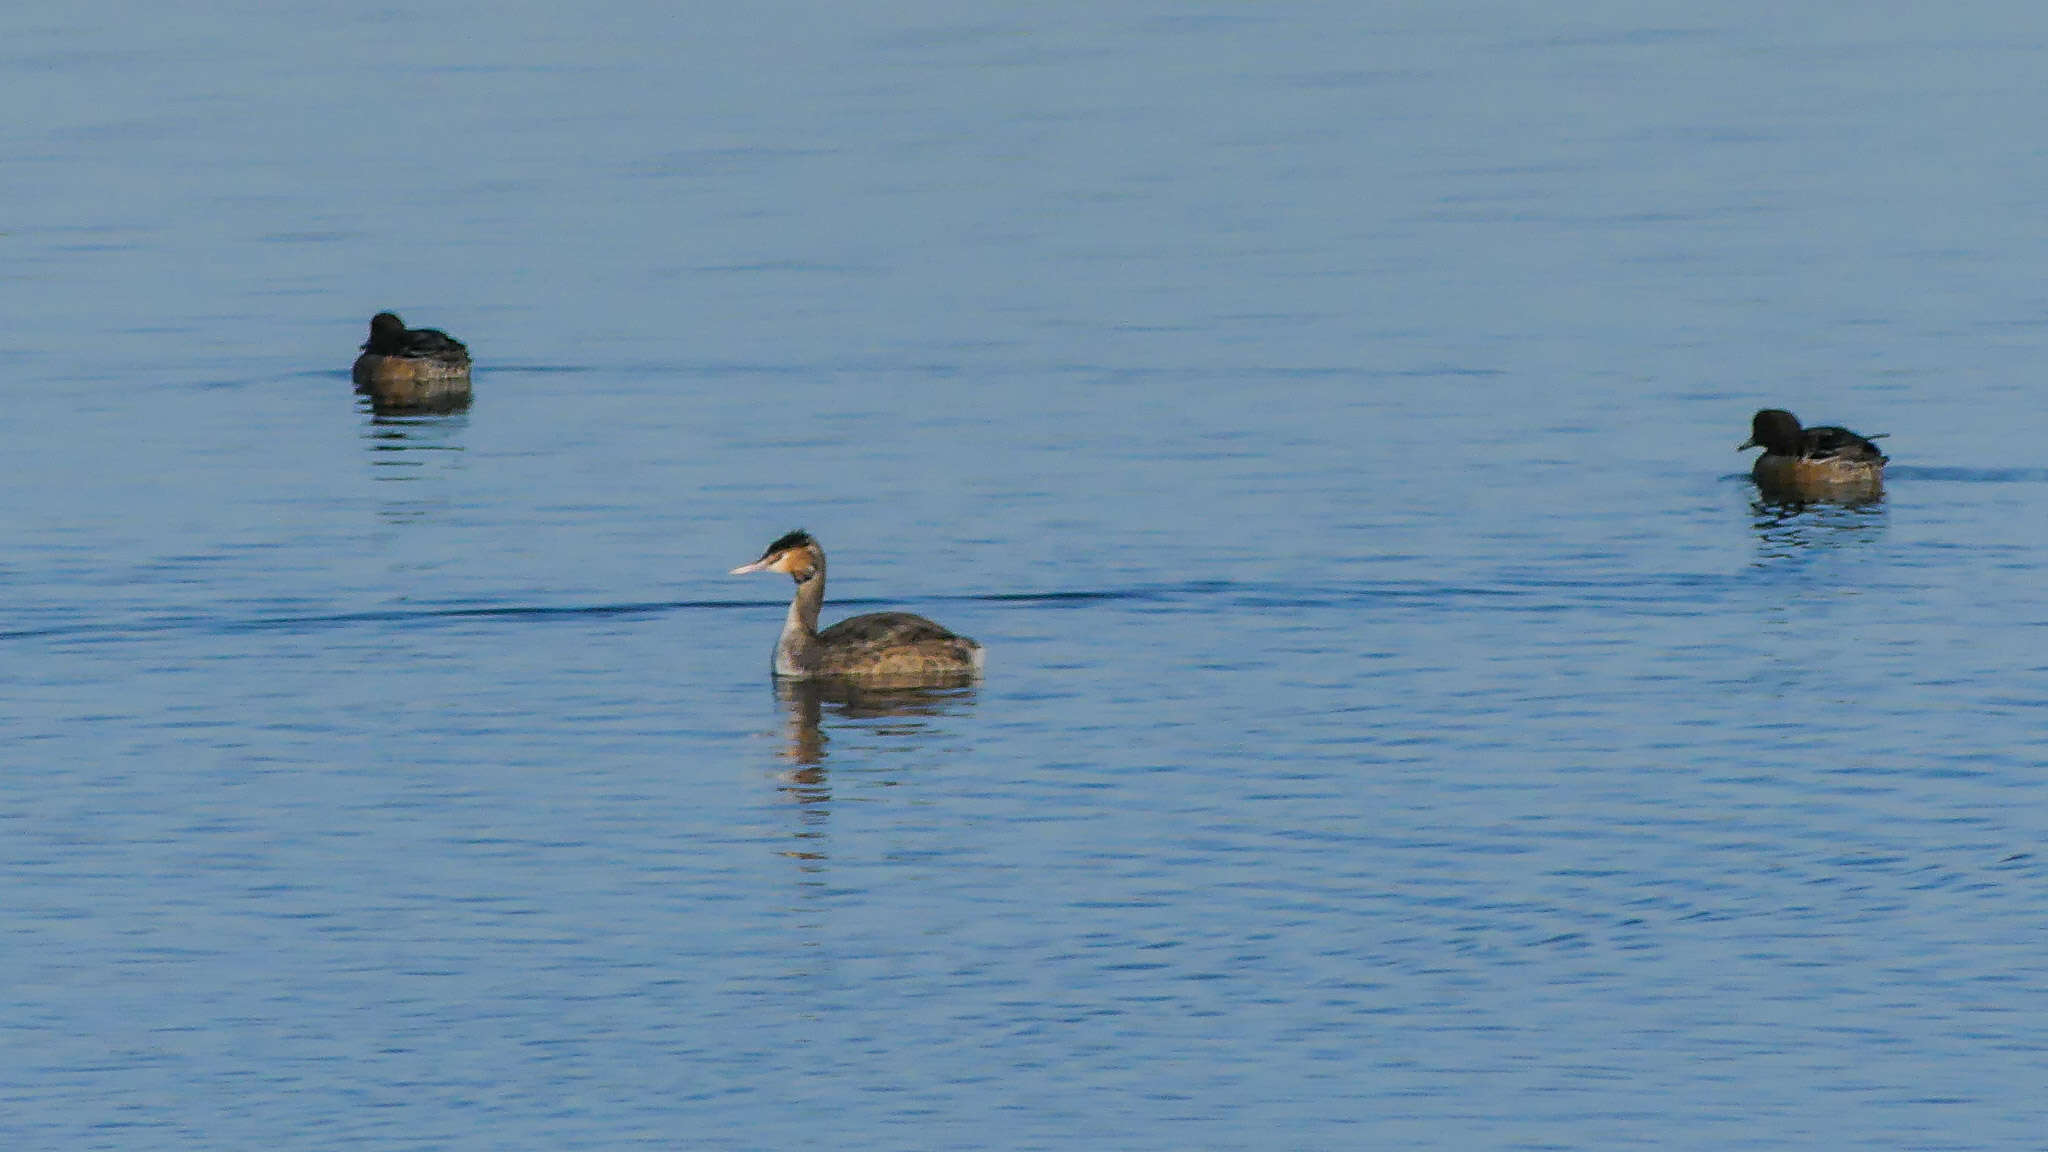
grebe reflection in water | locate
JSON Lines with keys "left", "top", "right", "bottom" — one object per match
{"left": 772, "top": 678, "right": 977, "bottom": 767}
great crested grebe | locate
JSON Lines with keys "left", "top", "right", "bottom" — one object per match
{"left": 730, "top": 530, "right": 984, "bottom": 684}
{"left": 353, "top": 312, "right": 472, "bottom": 411}
{"left": 1739, "top": 408, "right": 1887, "bottom": 500}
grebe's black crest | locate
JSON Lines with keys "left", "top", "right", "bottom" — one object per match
{"left": 764, "top": 529, "right": 815, "bottom": 556}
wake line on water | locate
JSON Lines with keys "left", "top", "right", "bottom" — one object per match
{"left": 1724, "top": 466, "right": 2048, "bottom": 485}
{"left": 0, "top": 573, "right": 1697, "bottom": 645}
{"left": 1883, "top": 466, "right": 2048, "bottom": 484}
{"left": 0, "top": 587, "right": 1187, "bottom": 644}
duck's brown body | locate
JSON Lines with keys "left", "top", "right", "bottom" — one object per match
{"left": 1749, "top": 451, "right": 1884, "bottom": 500}
{"left": 732, "top": 531, "right": 983, "bottom": 686}
{"left": 353, "top": 312, "right": 471, "bottom": 412}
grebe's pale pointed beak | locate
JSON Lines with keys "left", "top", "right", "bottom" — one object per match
{"left": 730, "top": 558, "right": 775, "bottom": 575}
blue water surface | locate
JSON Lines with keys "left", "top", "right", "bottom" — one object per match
{"left": 4, "top": 2, "right": 2047, "bottom": 1149}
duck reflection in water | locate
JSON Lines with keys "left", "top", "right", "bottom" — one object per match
{"left": 362, "top": 411, "right": 468, "bottom": 523}
{"left": 1749, "top": 496, "right": 1887, "bottom": 565}
{"left": 364, "top": 411, "right": 469, "bottom": 462}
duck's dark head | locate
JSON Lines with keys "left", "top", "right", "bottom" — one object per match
{"left": 364, "top": 312, "right": 409, "bottom": 353}
{"left": 730, "top": 530, "right": 822, "bottom": 583}
{"left": 1740, "top": 409, "right": 1805, "bottom": 455}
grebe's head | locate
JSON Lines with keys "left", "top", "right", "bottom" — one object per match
{"left": 1739, "top": 408, "right": 1804, "bottom": 454}
{"left": 730, "top": 530, "right": 821, "bottom": 583}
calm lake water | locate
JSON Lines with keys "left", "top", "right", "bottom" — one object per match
{"left": 5, "top": 2, "right": 2048, "bottom": 1148}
